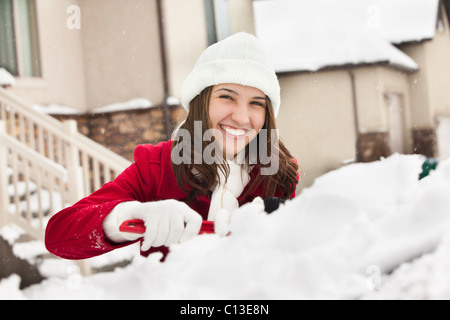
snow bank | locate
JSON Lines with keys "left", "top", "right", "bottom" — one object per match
{"left": 362, "top": 234, "right": 450, "bottom": 300}
{"left": 0, "top": 275, "right": 26, "bottom": 300}
{"left": 3, "top": 154, "right": 450, "bottom": 299}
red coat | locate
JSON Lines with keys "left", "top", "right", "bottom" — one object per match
{"left": 45, "top": 140, "right": 296, "bottom": 260}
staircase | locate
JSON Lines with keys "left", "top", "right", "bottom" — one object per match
{"left": 0, "top": 87, "right": 132, "bottom": 276}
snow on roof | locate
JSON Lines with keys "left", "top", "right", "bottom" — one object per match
{"left": 253, "top": 0, "right": 440, "bottom": 73}
{"left": 32, "top": 103, "right": 81, "bottom": 115}
{"left": 32, "top": 98, "right": 154, "bottom": 115}
{"left": 91, "top": 98, "right": 153, "bottom": 114}
{"left": 351, "top": 0, "right": 439, "bottom": 44}
{"left": 0, "top": 68, "right": 15, "bottom": 86}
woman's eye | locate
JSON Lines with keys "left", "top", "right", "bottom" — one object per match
{"left": 220, "top": 95, "right": 234, "bottom": 101}
{"left": 251, "top": 101, "right": 265, "bottom": 107}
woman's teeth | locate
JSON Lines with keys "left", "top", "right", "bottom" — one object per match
{"left": 221, "top": 125, "right": 247, "bottom": 136}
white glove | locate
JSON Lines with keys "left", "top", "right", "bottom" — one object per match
{"left": 208, "top": 160, "right": 250, "bottom": 236}
{"left": 103, "top": 200, "right": 202, "bottom": 251}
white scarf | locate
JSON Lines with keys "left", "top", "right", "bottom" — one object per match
{"left": 207, "top": 159, "right": 251, "bottom": 222}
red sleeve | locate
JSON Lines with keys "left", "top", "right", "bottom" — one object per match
{"left": 45, "top": 144, "right": 161, "bottom": 260}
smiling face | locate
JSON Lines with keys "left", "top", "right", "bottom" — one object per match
{"left": 208, "top": 83, "right": 267, "bottom": 158}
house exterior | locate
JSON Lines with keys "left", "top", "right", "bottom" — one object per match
{"left": 254, "top": 0, "right": 450, "bottom": 188}
{"left": 1, "top": 0, "right": 450, "bottom": 191}
{"left": 1, "top": 0, "right": 248, "bottom": 110}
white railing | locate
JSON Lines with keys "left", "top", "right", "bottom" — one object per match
{"left": 0, "top": 123, "right": 67, "bottom": 240}
{"left": 0, "top": 87, "right": 131, "bottom": 199}
{"left": 0, "top": 87, "right": 132, "bottom": 274}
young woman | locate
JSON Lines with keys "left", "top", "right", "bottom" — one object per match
{"left": 45, "top": 33, "right": 299, "bottom": 260}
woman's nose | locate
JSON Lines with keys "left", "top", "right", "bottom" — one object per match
{"left": 231, "top": 103, "right": 250, "bottom": 125}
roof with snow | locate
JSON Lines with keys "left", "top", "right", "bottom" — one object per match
{"left": 253, "top": 0, "right": 440, "bottom": 73}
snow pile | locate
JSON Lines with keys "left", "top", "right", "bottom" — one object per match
{"left": 2, "top": 154, "right": 450, "bottom": 299}
{"left": 253, "top": 0, "right": 439, "bottom": 72}
{"left": 0, "top": 275, "right": 25, "bottom": 300}
{"left": 0, "top": 68, "right": 15, "bottom": 87}
{"left": 362, "top": 235, "right": 450, "bottom": 299}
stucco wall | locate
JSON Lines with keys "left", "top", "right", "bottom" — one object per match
{"left": 9, "top": 0, "right": 87, "bottom": 110}
{"left": 277, "top": 69, "right": 357, "bottom": 189}
{"left": 163, "top": 0, "right": 208, "bottom": 100}
{"left": 79, "top": 0, "right": 164, "bottom": 110}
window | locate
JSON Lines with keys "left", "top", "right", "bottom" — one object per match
{"left": 204, "top": 0, "right": 231, "bottom": 45}
{"left": 0, "top": 0, "right": 18, "bottom": 75}
{"left": 0, "top": 0, "right": 41, "bottom": 77}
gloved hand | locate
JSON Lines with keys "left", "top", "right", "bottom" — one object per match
{"left": 103, "top": 199, "right": 203, "bottom": 251}
{"left": 208, "top": 160, "right": 250, "bottom": 236}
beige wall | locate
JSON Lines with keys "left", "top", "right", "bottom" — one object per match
{"left": 6, "top": 0, "right": 252, "bottom": 112}
{"left": 163, "top": 0, "right": 208, "bottom": 100}
{"left": 422, "top": 7, "right": 450, "bottom": 119}
{"left": 10, "top": 0, "right": 87, "bottom": 110}
{"left": 401, "top": 44, "right": 435, "bottom": 127}
{"left": 353, "top": 67, "right": 386, "bottom": 131}
{"left": 400, "top": 5, "right": 450, "bottom": 128}
{"left": 277, "top": 70, "right": 357, "bottom": 189}
{"left": 8, "top": 0, "right": 165, "bottom": 112}
{"left": 277, "top": 65, "right": 415, "bottom": 190}
{"left": 353, "top": 67, "right": 411, "bottom": 130}
{"left": 10, "top": 0, "right": 166, "bottom": 112}
{"left": 229, "top": 0, "right": 255, "bottom": 34}
{"left": 80, "top": 0, "right": 164, "bottom": 110}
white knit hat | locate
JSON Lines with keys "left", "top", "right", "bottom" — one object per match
{"left": 181, "top": 32, "right": 281, "bottom": 117}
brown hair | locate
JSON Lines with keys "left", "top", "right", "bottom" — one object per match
{"left": 171, "top": 86, "right": 299, "bottom": 202}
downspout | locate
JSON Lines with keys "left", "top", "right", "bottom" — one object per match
{"left": 156, "top": 0, "right": 172, "bottom": 139}
{"left": 348, "top": 68, "right": 361, "bottom": 162}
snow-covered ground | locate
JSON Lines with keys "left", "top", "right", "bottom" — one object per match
{"left": 1, "top": 153, "right": 450, "bottom": 299}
